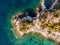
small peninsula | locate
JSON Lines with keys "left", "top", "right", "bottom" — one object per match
{"left": 11, "top": 0, "right": 60, "bottom": 43}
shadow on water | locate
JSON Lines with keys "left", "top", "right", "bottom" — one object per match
{"left": 0, "top": 0, "right": 57, "bottom": 45}
{"left": 0, "top": 0, "right": 40, "bottom": 45}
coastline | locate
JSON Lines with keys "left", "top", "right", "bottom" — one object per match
{"left": 11, "top": 21, "right": 60, "bottom": 43}
{"left": 11, "top": 0, "right": 60, "bottom": 44}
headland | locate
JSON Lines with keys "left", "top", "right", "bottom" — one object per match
{"left": 11, "top": 0, "right": 60, "bottom": 43}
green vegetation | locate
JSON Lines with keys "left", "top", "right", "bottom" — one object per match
{"left": 20, "top": 20, "right": 34, "bottom": 32}
{"left": 38, "top": 10, "right": 60, "bottom": 32}
{"left": 40, "top": 22, "right": 60, "bottom": 32}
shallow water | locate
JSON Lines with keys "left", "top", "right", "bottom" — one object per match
{"left": 0, "top": 0, "right": 57, "bottom": 45}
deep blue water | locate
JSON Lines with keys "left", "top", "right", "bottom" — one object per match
{"left": 0, "top": 0, "right": 56, "bottom": 45}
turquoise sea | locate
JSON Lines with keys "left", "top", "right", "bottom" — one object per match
{"left": 0, "top": 0, "right": 57, "bottom": 45}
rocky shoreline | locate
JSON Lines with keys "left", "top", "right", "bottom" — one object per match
{"left": 11, "top": 0, "right": 60, "bottom": 43}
